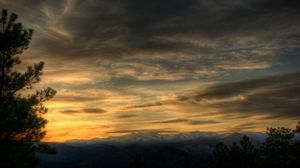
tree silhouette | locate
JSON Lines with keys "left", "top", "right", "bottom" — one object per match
{"left": 209, "top": 122, "right": 300, "bottom": 168}
{"left": 0, "top": 9, "right": 56, "bottom": 167}
{"left": 293, "top": 121, "right": 300, "bottom": 167}
{"left": 208, "top": 142, "right": 229, "bottom": 168}
{"left": 295, "top": 121, "right": 300, "bottom": 133}
{"left": 128, "top": 154, "right": 147, "bottom": 168}
{"left": 208, "top": 136, "right": 258, "bottom": 168}
{"left": 260, "top": 127, "right": 295, "bottom": 168}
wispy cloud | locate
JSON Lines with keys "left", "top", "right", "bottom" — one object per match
{"left": 152, "top": 118, "right": 220, "bottom": 125}
{"left": 115, "top": 114, "right": 138, "bottom": 119}
{"left": 107, "top": 129, "right": 178, "bottom": 134}
{"left": 180, "top": 71, "right": 300, "bottom": 119}
{"left": 126, "top": 102, "right": 163, "bottom": 109}
{"left": 59, "top": 108, "right": 107, "bottom": 114}
{"left": 1, "top": 0, "right": 299, "bottom": 141}
{"left": 228, "top": 122, "right": 259, "bottom": 132}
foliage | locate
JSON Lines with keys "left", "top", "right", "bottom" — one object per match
{"left": 128, "top": 155, "right": 147, "bottom": 168}
{"left": 0, "top": 9, "right": 56, "bottom": 167}
{"left": 209, "top": 136, "right": 258, "bottom": 168}
{"left": 260, "top": 127, "right": 295, "bottom": 168}
{"left": 209, "top": 122, "right": 300, "bottom": 168}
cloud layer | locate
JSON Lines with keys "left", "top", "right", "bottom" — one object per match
{"left": 1, "top": 0, "right": 299, "bottom": 141}
{"left": 181, "top": 71, "right": 300, "bottom": 119}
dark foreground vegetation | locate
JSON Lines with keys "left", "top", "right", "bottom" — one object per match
{"left": 209, "top": 122, "right": 300, "bottom": 168}
{"left": 0, "top": 9, "right": 55, "bottom": 168}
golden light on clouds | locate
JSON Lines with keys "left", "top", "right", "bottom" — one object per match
{"left": 2, "top": 0, "right": 299, "bottom": 142}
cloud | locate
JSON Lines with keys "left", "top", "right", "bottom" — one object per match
{"left": 115, "top": 114, "right": 138, "bottom": 119}
{"left": 107, "top": 129, "right": 178, "bottom": 134}
{"left": 152, "top": 118, "right": 220, "bottom": 125}
{"left": 228, "top": 122, "right": 258, "bottom": 132}
{"left": 58, "top": 110, "right": 79, "bottom": 114}
{"left": 152, "top": 118, "right": 188, "bottom": 124}
{"left": 1, "top": 0, "right": 299, "bottom": 90}
{"left": 1, "top": 0, "right": 299, "bottom": 62}
{"left": 82, "top": 108, "right": 106, "bottom": 113}
{"left": 194, "top": 71, "right": 300, "bottom": 99}
{"left": 126, "top": 102, "right": 163, "bottom": 109}
{"left": 53, "top": 95, "right": 101, "bottom": 102}
{"left": 59, "top": 108, "right": 107, "bottom": 114}
{"left": 188, "top": 120, "right": 220, "bottom": 125}
{"left": 181, "top": 71, "right": 300, "bottom": 119}
{"left": 1, "top": 0, "right": 299, "bottom": 141}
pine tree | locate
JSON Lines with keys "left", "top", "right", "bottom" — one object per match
{"left": 208, "top": 142, "right": 230, "bottom": 168}
{"left": 260, "top": 127, "right": 295, "bottom": 168}
{"left": 209, "top": 123, "right": 300, "bottom": 168}
{"left": 208, "top": 136, "right": 258, "bottom": 168}
{"left": 0, "top": 9, "right": 56, "bottom": 167}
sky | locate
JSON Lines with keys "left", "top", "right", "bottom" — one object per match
{"left": 1, "top": 0, "right": 300, "bottom": 142}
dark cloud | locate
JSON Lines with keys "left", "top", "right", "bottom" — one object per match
{"left": 54, "top": 95, "right": 101, "bottom": 102}
{"left": 195, "top": 71, "right": 300, "bottom": 99}
{"left": 82, "top": 108, "right": 106, "bottom": 113}
{"left": 107, "top": 129, "right": 178, "bottom": 134}
{"left": 1, "top": 0, "right": 299, "bottom": 60}
{"left": 1, "top": 0, "right": 299, "bottom": 88}
{"left": 127, "top": 102, "right": 163, "bottom": 109}
{"left": 152, "top": 118, "right": 220, "bottom": 125}
{"left": 123, "top": 0, "right": 197, "bottom": 38}
{"left": 188, "top": 120, "right": 220, "bottom": 125}
{"left": 58, "top": 110, "right": 79, "bottom": 114}
{"left": 186, "top": 71, "right": 300, "bottom": 118}
{"left": 115, "top": 114, "right": 138, "bottom": 119}
{"left": 124, "top": 0, "right": 300, "bottom": 39}
{"left": 152, "top": 118, "right": 188, "bottom": 124}
{"left": 59, "top": 108, "right": 106, "bottom": 114}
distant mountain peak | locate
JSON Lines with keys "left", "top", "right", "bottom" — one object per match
{"left": 64, "top": 131, "right": 265, "bottom": 146}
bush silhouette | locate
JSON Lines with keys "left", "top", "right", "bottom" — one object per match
{"left": 0, "top": 9, "right": 56, "bottom": 167}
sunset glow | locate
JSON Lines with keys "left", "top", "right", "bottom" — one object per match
{"left": 1, "top": 0, "right": 299, "bottom": 142}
